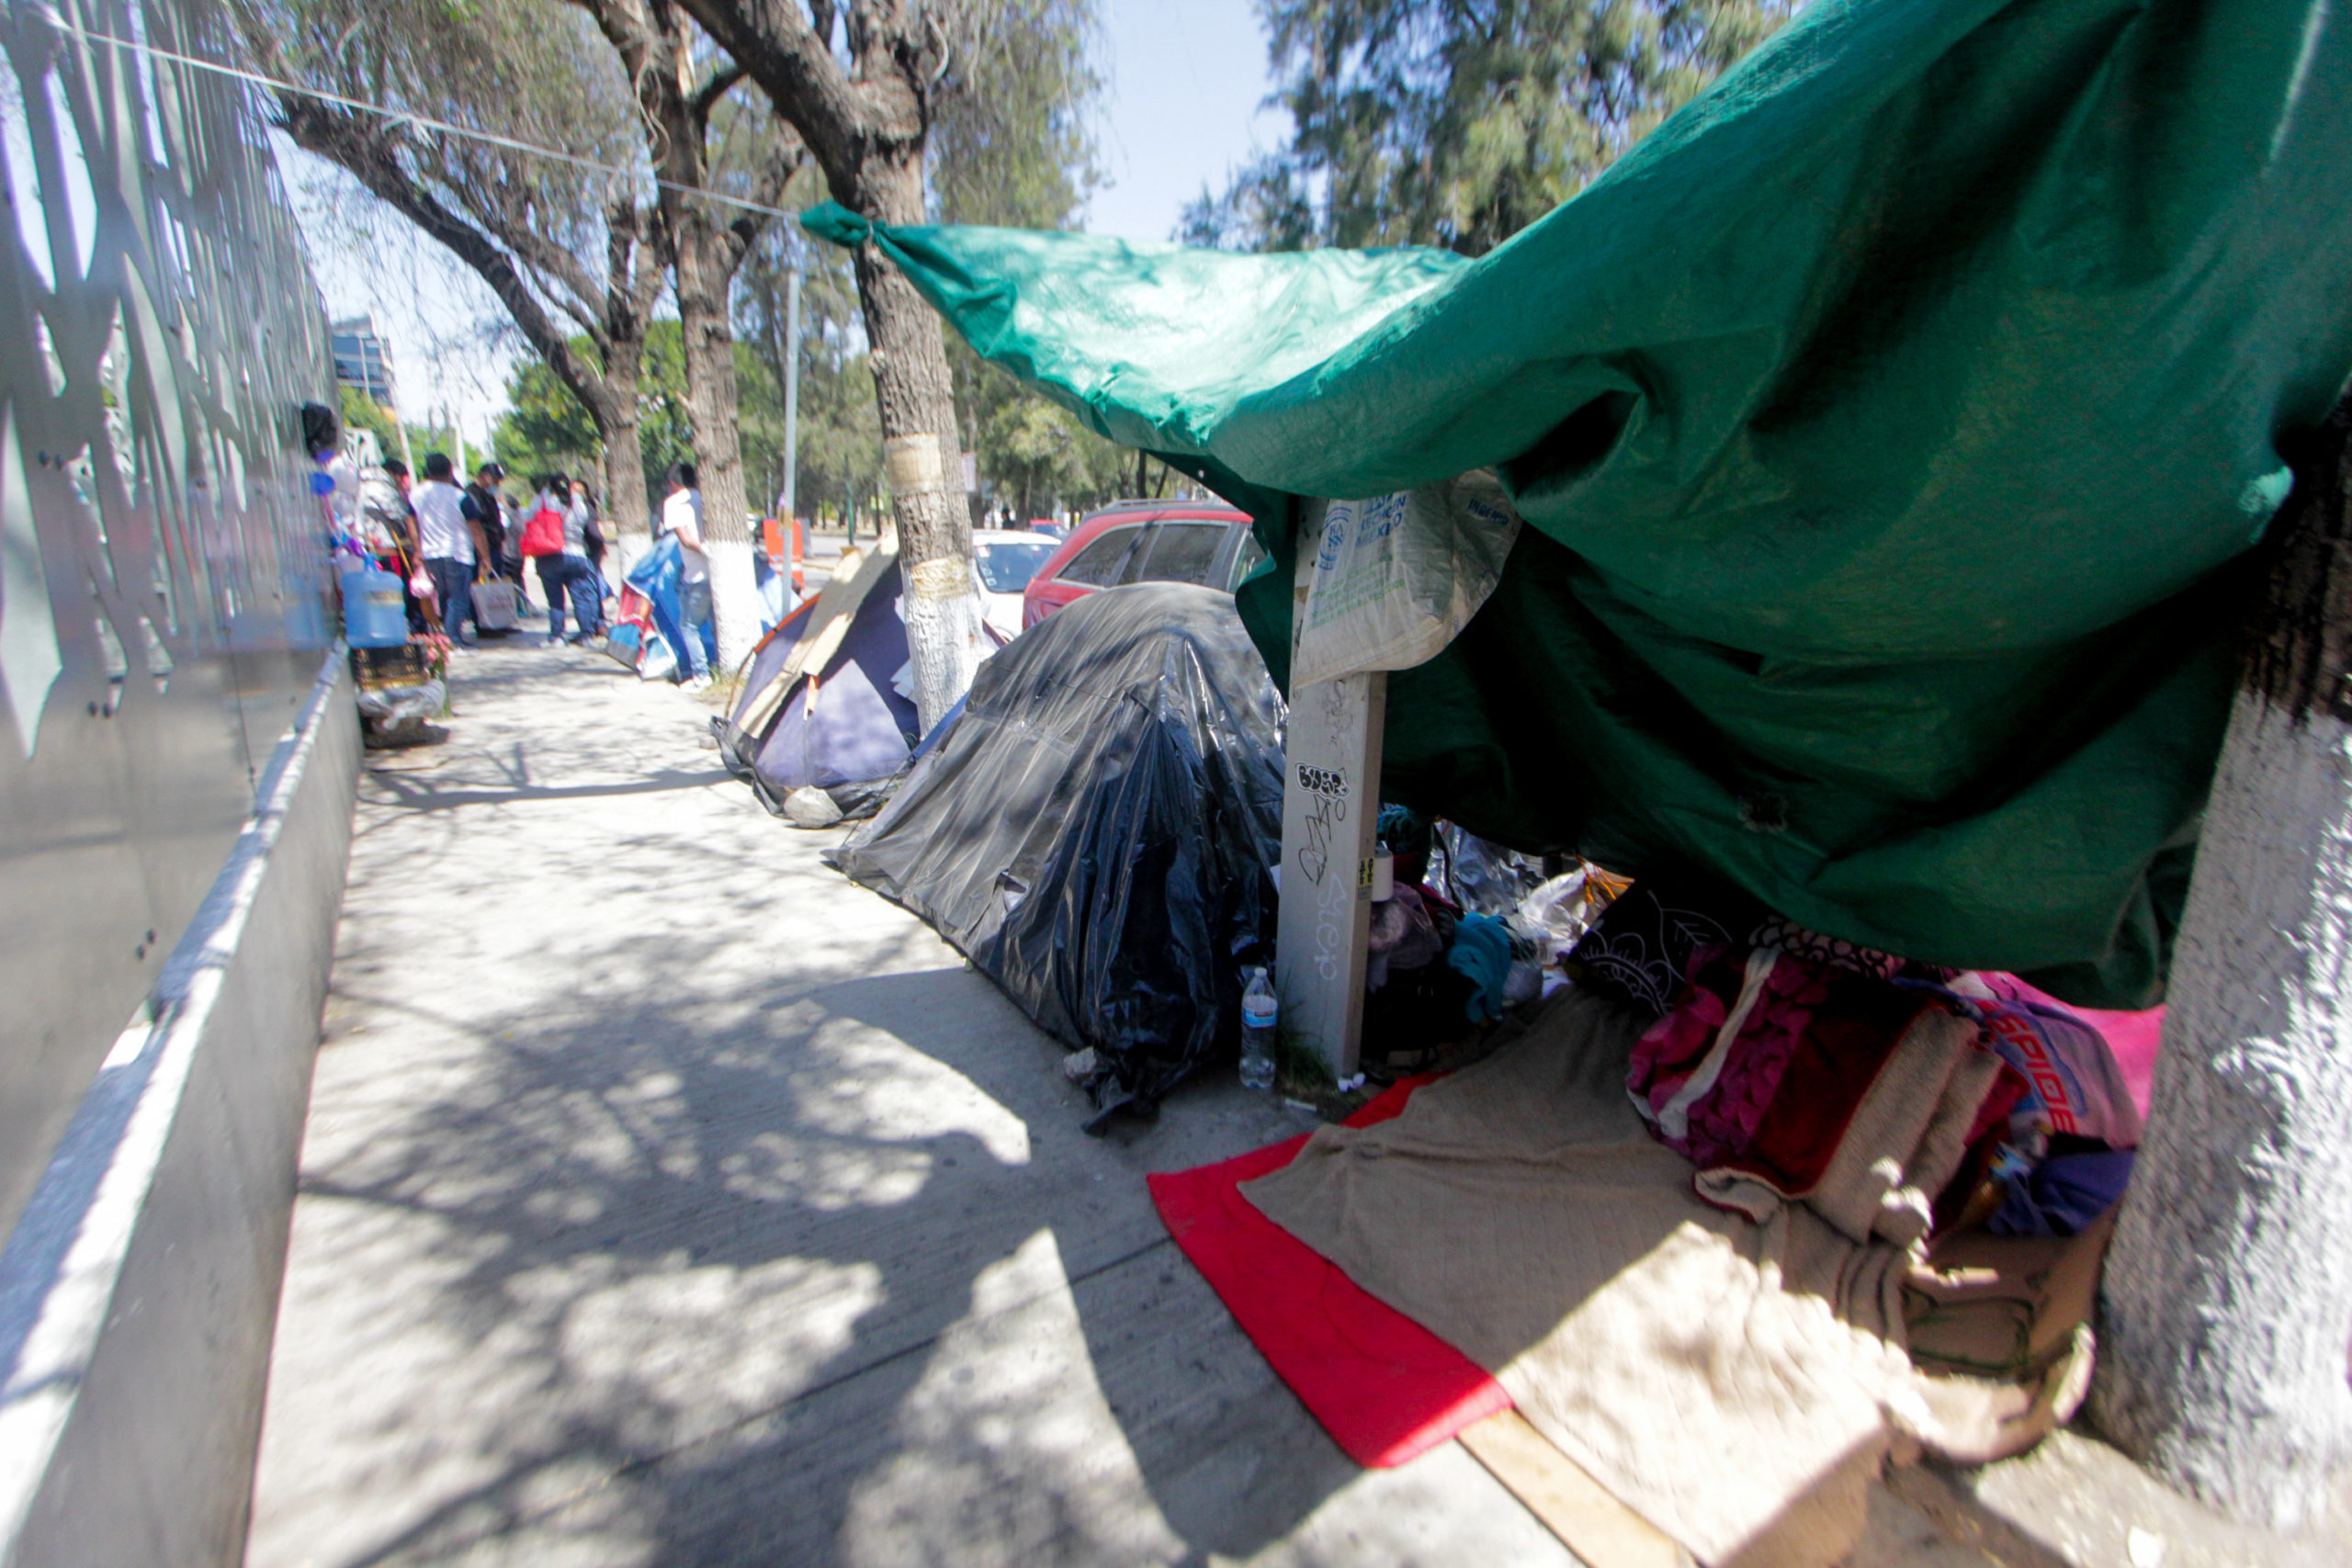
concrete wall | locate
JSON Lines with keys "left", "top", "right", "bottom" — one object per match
{"left": 0, "top": 650, "right": 357, "bottom": 1568}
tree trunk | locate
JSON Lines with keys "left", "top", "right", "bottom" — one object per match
{"left": 558, "top": 0, "right": 790, "bottom": 672}
{"left": 853, "top": 149, "right": 986, "bottom": 734}
{"left": 601, "top": 330, "right": 650, "bottom": 576}
{"left": 2091, "top": 400, "right": 2352, "bottom": 1530}
{"left": 674, "top": 223, "right": 763, "bottom": 673}
{"left": 666, "top": 0, "right": 982, "bottom": 728}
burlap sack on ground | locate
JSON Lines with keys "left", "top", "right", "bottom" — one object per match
{"left": 1241, "top": 987, "right": 2061, "bottom": 1566}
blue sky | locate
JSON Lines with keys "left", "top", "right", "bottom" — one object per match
{"left": 287, "top": 1, "right": 1282, "bottom": 436}
{"left": 1089, "top": 0, "right": 1283, "bottom": 243}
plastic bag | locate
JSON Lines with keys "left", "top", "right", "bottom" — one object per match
{"left": 624, "top": 536, "right": 698, "bottom": 679}
{"left": 1947, "top": 975, "right": 2143, "bottom": 1151}
{"left": 1516, "top": 864, "right": 1624, "bottom": 953}
{"left": 355, "top": 680, "right": 447, "bottom": 747}
{"left": 1428, "top": 820, "right": 1548, "bottom": 916}
{"left": 1288, "top": 468, "right": 1521, "bottom": 689}
{"left": 637, "top": 634, "right": 678, "bottom": 684}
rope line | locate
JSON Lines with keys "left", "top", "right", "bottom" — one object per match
{"left": 34, "top": 10, "right": 807, "bottom": 225}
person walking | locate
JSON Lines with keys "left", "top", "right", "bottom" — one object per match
{"left": 662, "top": 461, "right": 714, "bottom": 689}
{"left": 413, "top": 452, "right": 485, "bottom": 648}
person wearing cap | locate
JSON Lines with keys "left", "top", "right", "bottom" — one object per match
{"left": 462, "top": 461, "right": 518, "bottom": 587}
{"left": 375, "top": 458, "right": 429, "bottom": 633}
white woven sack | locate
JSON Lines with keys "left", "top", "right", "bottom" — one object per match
{"left": 1290, "top": 468, "right": 1521, "bottom": 689}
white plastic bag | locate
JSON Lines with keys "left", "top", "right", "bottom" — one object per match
{"left": 1290, "top": 468, "right": 1521, "bottom": 688}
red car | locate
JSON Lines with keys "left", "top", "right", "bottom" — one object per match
{"left": 1019, "top": 501, "right": 1267, "bottom": 630}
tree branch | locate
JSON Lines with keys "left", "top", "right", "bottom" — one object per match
{"left": 440, "top": 182, "right": 616, "bottom": 341}
{"left": 560, "top": 0, "right": 660, "bottom": 80}
{"left": 690, "top": 62, "right": 750, "bottom": 123}
{"left": 605, "top": 196, "right": 668, "bottom": 336}
{"left": 671, "top": 0, "right": 871, "bottom": 191}
{"left": 275, "top": 96, "right": 624, "bottom": 429}
{"left": 724, "top": 131, "right": 802, "bottom": 260}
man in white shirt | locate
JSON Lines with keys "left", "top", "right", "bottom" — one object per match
{"left": 413, "top": 452, "right": 489, "bottom": 647}
{"left": 662, "top": 461, "right": 712, "bottom": 686}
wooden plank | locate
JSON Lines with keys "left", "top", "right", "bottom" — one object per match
{"left": 1458, "top": 1409, "right": 1696, "bottom": 1568}
{"left": 1274, "top": 670, "right": 1385, "bottom": 1080}
{"left": 737, "top": 526, "right": 899, "bottom": 734}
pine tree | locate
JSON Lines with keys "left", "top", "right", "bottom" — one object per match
{"left": 1186, "top": 0, "right": 1800, "bottom": 254}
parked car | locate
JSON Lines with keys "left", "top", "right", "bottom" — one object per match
{"left": 972, "top": 529, "right": 1063, "bottom": 639}
{"left": 1019, "top": 501, "right": 1265, "bottom": 630}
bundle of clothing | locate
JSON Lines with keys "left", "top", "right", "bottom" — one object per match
{"left": 1222, "top": 879, "right": 2149, "bottom": 1562}
{"left": 1359, "top": 815, "right": 1628, "bottom": 1073}
{"left": 1580, "top": 878, "right": 2145, "bottom": 1246}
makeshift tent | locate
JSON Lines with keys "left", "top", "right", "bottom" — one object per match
{"left": 827, "top": 583, "right": 1284, "bottom": 1122}
{"left": 800, "top": 0, "right": 2352, "bottom": 1007}
{"left": 624, "top": 535, "right": 713, "bottom": 677}
{"left": 717, "top": 533, "right": 922, "bottom": 816}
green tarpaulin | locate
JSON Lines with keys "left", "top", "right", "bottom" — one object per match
{"left": 803, "top": 0, "right": 2352, "bottom": 1006}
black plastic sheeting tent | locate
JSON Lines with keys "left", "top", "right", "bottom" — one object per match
{"left": 827, "top": 583, "right": 1285, "bottom": 1126}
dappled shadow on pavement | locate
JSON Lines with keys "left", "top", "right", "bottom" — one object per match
{"left": 249, "top": 641, "right": 1570, "bottom": 1568}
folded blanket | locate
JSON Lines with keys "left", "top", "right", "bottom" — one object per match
{"left": 1241, "top": 988, "right": 2088, "bottom": 1566}
{"left": 1693, "top": 998, "right": 2000, "bottom": 1248}
{"left": 1634, "top": 944, "right": 2006, "bottom": 1248}
{"left": 1629, "top": 946, "right": 1871, "bottom": 1169}
{"left": 1905, "top": 1208, "right": 2116, "bottom": 1381}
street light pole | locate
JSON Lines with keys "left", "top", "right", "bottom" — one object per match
{"left": 782, "top": 263, "right": 800, "bottom": 526}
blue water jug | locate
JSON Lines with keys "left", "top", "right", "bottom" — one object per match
{"left": 342, "top": 565, "right": 410, "bottom": 649}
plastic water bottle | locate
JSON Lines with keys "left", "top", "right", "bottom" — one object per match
{"left": 1239, "top": 965, "right": 1278, "bottom": 1090}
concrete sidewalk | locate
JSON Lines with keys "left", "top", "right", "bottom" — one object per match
{"left": 253, "top": 635, "right": 2314, "bottom": 1568}
{"left": 243, "top": 640, "right": 1583, "bottom": 1568}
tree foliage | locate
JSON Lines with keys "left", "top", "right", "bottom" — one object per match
{"left": 980, "top": 395, "right": 1134, "bottom": 520}
{"left": 1184, "top": 0, "right": 1800, "bottom": 254}
{"left": 427, "top": 0, "right": 1114, "bottom": 536}
{"left": 238, "top": 0, "right": 671, "bottom": 529}
{"left": 492, "top": 356, "right": 605, "bottom": 484}
{"left": 930, "top": 0, "right": 1102, "bottom": 230}
{"left": 732, "top": 195, "right": 885, "bottom": 523}
{"left": 919, "top": 0, "right": 1135, "bottom": 513}
{"left": 337, "top": 385, "right": 397, "bottom": 450}
{"left": 491, "top": 324, "right": 697, "bottom": 502}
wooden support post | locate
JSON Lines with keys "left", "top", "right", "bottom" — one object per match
{"left": 1275, "top": 670, "right": 1385, "bottom": 1082}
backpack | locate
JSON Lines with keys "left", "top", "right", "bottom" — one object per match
{"left": 518, "top": 502, "right": 566, "bottom": 558}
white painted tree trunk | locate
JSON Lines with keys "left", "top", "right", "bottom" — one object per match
{"left": 2093, "top": 690, "right": 2352, "bottom": 1528}
{"left": 705, "top": 538, "right": 764, "bottom": 676}
{"left": 898, "top": 549, "right": 988, "bottom": 736}
{"left": 2092, "top": 412, "right": 2352, "bottom": 1530}
{"left": 853, "top": 153, "right": 982, "bottom": 738}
